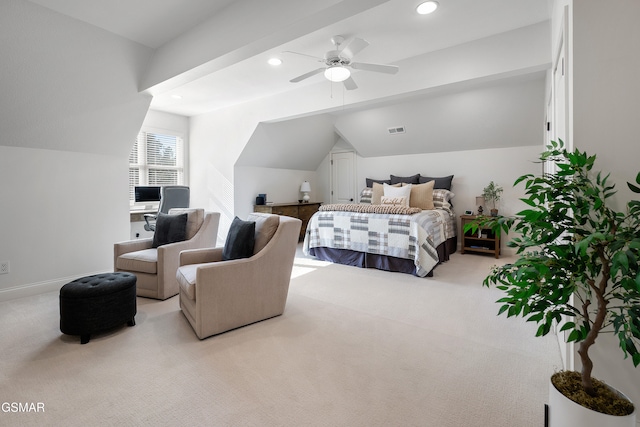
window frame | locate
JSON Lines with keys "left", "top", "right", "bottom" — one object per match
{"left": 129, "top": 126, "right": 187, "bottom": 208}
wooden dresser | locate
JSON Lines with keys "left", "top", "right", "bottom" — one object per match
{"left": 254, "top": 202, "right": 322, "bottom": 241}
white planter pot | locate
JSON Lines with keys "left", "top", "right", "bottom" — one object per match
{"left": 548, "top": 378, "right": 636, "bottom": 427}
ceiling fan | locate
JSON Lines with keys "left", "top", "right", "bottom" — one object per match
{"left": 286, "top": 35, "right": 399, "bottom": 90}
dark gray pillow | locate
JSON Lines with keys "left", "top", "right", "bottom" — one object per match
{"left": 365, "top": 177, "right": 391, "bottom": 188}
{"left": 222, "top": 217, "right": 256, "bottom": 261}
{"left": 390, "top": 174, "right": 420, "bottom": 185}
{"left": 419, "top": 175, "right": 454, "bottom": 190}
{"left": 152, "top": 212, "right": 188, "bottom": 248}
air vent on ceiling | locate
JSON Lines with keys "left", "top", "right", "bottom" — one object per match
{"left": 387, "top": 126, "right": 405, "bottom": 135}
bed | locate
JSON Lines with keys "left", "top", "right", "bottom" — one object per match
{"left": 303, "top": 176, "right": 457, "bottom": 277}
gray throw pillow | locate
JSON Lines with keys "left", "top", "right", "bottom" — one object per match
{"left": 222, "top": 217, "right": 256, "bottom": 261}
{"left": 366, "top": 177, "right": 391, "bottom": 188}
{"left": 390, "top": 174, "right": 420, "bottom": 185}
{"left": 418, "top": 175, "right": 454, "bottom": 190}
{"left": 152, "top": 212, "right": 188, "bottom": 248}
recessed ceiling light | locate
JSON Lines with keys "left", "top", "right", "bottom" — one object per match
{"left": 268, "top": 58, "right": 283, "bottom": 66}
{"left": 416, "top": 1, "right": 438, "bottom": 15}
{"left": 171, "top": 94, "right": 183, "bottom": 100}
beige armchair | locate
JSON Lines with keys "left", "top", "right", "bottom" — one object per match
{"left": 176, "top": 214, "right": 301, "bottom": 339}
{"left": 114, "top": 209, "right": 220, "bottom": 300}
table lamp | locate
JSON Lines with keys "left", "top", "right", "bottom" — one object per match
{"left": 300, "top": 181, "right": 311, "bottom": 203}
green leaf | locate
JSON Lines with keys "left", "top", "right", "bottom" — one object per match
{"left": 567, "top": 329, "right": 582, "bottom": 343}
{"left": 527, "top": 312, "right": 544, "bottom": 323}
{"left": 514, "top": 174, "right": 534, "bottom": 186}
{"left": 559, "top": 322, "right": 575, "bottom": 332}
{"left": 497, "top": 305, "right": 509, "bottom": 316}
{"left": 613, "top": 252, "right": 630, "bottom": 274}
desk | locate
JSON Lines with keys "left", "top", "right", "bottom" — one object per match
{"left": 130, "top": 209, "right": 155, "bottom": 223}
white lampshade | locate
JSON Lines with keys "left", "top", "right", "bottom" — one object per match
{"left": 324, "top": 66, "right": 350, "bottom": 82}
{"left": 300, "top": 181, "right": 311, "bottom": 202}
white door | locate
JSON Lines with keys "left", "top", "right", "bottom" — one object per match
{"left": 330, "top": 151, "right": 356, "bottom": 204}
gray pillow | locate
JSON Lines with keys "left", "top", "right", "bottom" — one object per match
{"left": 390, "top": 174, "right": 420, "bottom": 185}
{"left": 222, "top": 217, "right": 256, "bottom": 261}
{"left": 365, "top": 177, "right": 391, "bottom": 188}
{"left": 419, "top": 175, "right": 454, "bottom": 190}
{"left": 152, "top": 212, "right": 188, "bottom": 248}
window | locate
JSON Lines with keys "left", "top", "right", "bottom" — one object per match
{"left": 129, "top": 130, "right": 185, "bottom": 205}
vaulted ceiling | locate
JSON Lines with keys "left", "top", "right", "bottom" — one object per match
{"left": 20, "top": 0, "right": 552, "bottom": 167}
{"left": 29, "top": 0, "right": 551, "bottom": 117}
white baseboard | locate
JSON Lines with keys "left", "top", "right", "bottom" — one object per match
{"left": 0, "top": 270, "right": 110, "bottom": 302}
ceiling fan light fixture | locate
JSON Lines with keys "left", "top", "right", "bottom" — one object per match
{"left": 324, "top": 66, "right": 351, "bottom": 82}
{"left": 416, "top": 1, "right": 438, "bottom": 15}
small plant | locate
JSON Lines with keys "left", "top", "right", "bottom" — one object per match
{"left": 482, "top": 181, "right": 503, "bottom": 214}
{"left": 467, "top": 140, "right": 640, "bottom": 415}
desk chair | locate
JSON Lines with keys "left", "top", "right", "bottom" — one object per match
{"left": 144, "top": 186, "right": 190, "bottom": 232}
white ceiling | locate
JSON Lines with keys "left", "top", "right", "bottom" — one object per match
{"left": 28, "top": 0, "right": 551, "bottom": 118}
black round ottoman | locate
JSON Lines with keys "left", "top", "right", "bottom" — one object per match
{"left": 60, "top": 272, "right": 137, "bottom": 344}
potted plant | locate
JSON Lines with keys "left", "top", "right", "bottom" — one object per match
{"left": 467, "top": 141, "right": 640, "bottom": 425}
{"left": 482, "top": 181, "right": 503, "bottom": 216}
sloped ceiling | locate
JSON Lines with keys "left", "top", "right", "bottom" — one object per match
{"left": 26, "top": 0, "right": 236, "bottom": 48}
{"left": 9, "top": 0, "right": 551, "bottom": 162}
{"left": 334, "top": 73, "right": 546, "bottom": 158}
{"left": 238, "top": 72, "right": 545, "bottom": 170}
{"left": 0, "top": 0, "right": 152, "bottom": 156}
{"left": 237, "top": 114, "right": 338, "bottom": 170}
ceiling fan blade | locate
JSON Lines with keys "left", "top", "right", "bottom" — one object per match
{"left": 343, "top": 76, "right": 358, "bottom": 90}
{"left": 283, "top": 51, "right": 324, "bottom": 62}
{"left": 339, "top": 37, "right": 369, "bottom": 58}
{"left": 290, "top": 68, "right": 325, "bottom": 83}
{"left": 350, "top": 62, "right": 399, "bottom": 74}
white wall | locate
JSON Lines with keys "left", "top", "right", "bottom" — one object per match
{"left": 0, "top": 1, "right": 152, "bottom": 300}
{"left": 234, "top": 166, "right": 318, "bottom": 230}
{"left": 357, "top": 145, "right": 540, "bottom": 214}
{"left": 564, "top": 0, "right": 640, "bottom": 411}
{"left": 0, "top": 146, "right": 129, "bottom": 299}
{"left": 141, "top": 110, "right": 191, "bottom": 140}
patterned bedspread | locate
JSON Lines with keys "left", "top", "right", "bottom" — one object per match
{"left": 303, "top": 209, "right": 456, "bottom": 277}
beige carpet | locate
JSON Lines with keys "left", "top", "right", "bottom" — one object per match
{"left": 0, "top": 247, "right": 562, "bottom": 426}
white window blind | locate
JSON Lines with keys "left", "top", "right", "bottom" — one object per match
{"left": 129, "top": 130, "right": 184, "bottom": 204}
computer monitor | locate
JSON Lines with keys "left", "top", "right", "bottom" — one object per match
{"left": 133, "top": 186, "right": 160, "bottom": 209}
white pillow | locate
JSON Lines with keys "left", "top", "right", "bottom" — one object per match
{"left": 383, "top": 183, "right": 411, "bottom": 206}
{"left": 381, "top": 196, "right": 408, "bottom": 206}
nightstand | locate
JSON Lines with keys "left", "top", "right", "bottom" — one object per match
{"left": 460, "top": 215, "right": 500, "bottom": 259}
